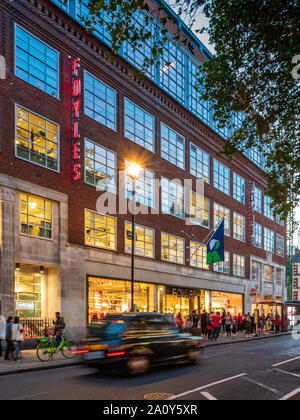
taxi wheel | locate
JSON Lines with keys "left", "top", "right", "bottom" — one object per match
{"left": 126, "top": 356, "right": 150, "bottom": 375}
{"left": 187, "top": 349, "right": 203, "bottom": 365}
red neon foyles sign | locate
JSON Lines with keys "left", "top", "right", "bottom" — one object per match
{"left": 72, "top": 58, "right": 81, "bottom": 181}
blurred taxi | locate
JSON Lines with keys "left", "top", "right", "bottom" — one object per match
{"left": 78, "top": 313, "right": 205, "bottom": 374}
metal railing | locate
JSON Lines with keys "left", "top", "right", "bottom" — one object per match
{"left": 19, "top": 318, "right": 55, "bottom": 339}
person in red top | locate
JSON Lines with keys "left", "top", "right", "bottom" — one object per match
{"left": 274, "top": 314, "right": 281, "bottom": 333}
{"left": 175, "top": 312, "right": 184, "bottom": 329}
{"left": 212, "top": 312, "right": 221, "bottom": 341}
{"left": 237, "top": 314, "right": 243, "bottom": 332}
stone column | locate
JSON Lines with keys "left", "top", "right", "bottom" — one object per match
{"left": 0, "top": 186, "right": 15, "bottom": 317}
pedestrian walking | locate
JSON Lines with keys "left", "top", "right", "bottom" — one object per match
{"left": 275, "top": 314, "right": 281, "bottom": 333}
{"left": 175, "top": 312, "right": 184, "bottom": 329}
{"left": 244, "top": 314, "right": 252, "bottom": 338}
{"left": 191, "top": 311, "right": 200, "bottom": 329}
{"left": 200, "top": 310, "right": 208, "bottom": 336}
{"left": 225, "top": 312, "right": 232, "bottom": 336}
{"left": 0, "top": 315, "right": 5, "bottom": 357}
{"left": 221, "top": 313, "right": 226, "bottom": 334}
{"left": 53, "top": 312, "right": 66, "bottom": 347}
{"left": 237, "top": 313, "right": 243, "bottom": 332}
{"left": 212, "top": 312, "right": 221, "bottom": 341}
{"left": 4, "top": 316, "right": 15, "bottom": 360}
{"left": 12, "top": 317, "right": 24, "bottom": 361}
{"left": 206, "top": 316, "right": 213, "bottom": 341}
{"left": 264, "top": 316, "right": 272, "bottom": 335}
{"left": 232, "top": 316, "right": 237, "bottom": 336}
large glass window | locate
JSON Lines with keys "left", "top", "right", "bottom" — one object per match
{"left": 233, "top": 254, "right": 245, "bottom": 277}
{"left": 20, "top": 193, "right": 52, "bottom": 239}
{"left": 125, "top": 222, "right": 154, "bottom": 258}
{"left": 276, "top": 234, "right": 284, "bottom": 257}
{"left": 85, "top": 209, "right": 116, "bottom": 250}
{"left": 16, "top": 105, "right": 59, "bottom": 171}
{"left": 124, "top": 99, "right": 155, "bottom": 152}
{"left": 213, "top": 159, "right": 230, "bottom": 195}
{"left": 190, "top": 143, "right": 210, "bottom": 183}
{"left": 76, "top": 0, "right": 113, "bottom": 46}
{"left": 15, "top": 25, "right": 59, "bottom": 98}
{"left": 276, "top": 214, "right": 285, "bottom": 226}
{"left": 84, "top": 71, "right": 116, "bottom": 131}
{"left": 190, "top": 192, "right": 209, "bottom": 228}
{"left": 214, "top": 251, "right": 230, "bottom": 274}
{"left": 161, "top": 123, "right": 185, "bottom": 169}
{"left": 264, "top": 228, "right": 274, "bottom": 253}
{"left": 126, "top": 161, "right": 155, "bottom": 208}
{"left": 211, "top": 291, "right": 243, "bottom": 316}
{"left": 253, "top": 186, "right": 262, "bottom": 213}
{"left": 189, "top": 61, "right": 210, "bottom": 124}
{"left": 233, "top": 173, "right": 245, "bottom": 204}
{"left": 233, "top": 212, "right": 245, "bottom": 242}
{"left": 264, "top": 196, "right": 274, "bottom": 220}
{"left": 161, "top": 177, "right": 184, "bottom": 219}
{"left": 190, "top": 242, "right": 209, "bottom": 269}
{"left": 15, "top": 274, "right": 42, "bottom": 318}
{"left": 252, "top": 222, "right": 262, "bottom": 248}
{"left": 160, "top": 39, "right": 185, "bottom": 103}
{"left": 123, "top": 10, "right": 156, "bottom": 79}
{"left": 161, "top": 233, "right": 184, "bottom": 264}
{"left": 214, "top": 203, "right": 230, "bottom": 236}
{"left": 85, "top": 139, "right": 116, "bottom": 193}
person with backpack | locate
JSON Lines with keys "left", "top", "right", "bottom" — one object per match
{"left": 4, "top": 316, "right": 15, "bottom": 360}
{"left": 12, "top": 316, "right": 24, "bottom": 361}
{"left": 206, "top": 314, "right": 213, "bottom": 341}
{"left": 200, "top": 310, "right": 208, "bottom": 336}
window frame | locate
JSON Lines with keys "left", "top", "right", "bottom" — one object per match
{"left": 189, "top": 142, "right": 210, "bottom": 184}
{"left": 213, "top": 159, "right": 231, "bottom": 196}
{"left": 84, "top": 209, "right": 117, "bottom": 251}
{"left": 233, "top": 212, "right": 246, "bottom": 242}
{"left": 124, "top": 221, "right": 155, "bottom": 259}
{"left": 233, "top": 254, "right": 245, "bottom": 277}
{"left": 161, "top": 232, "right": 185, "bottom": 265}
{"left": 160, "top": 122, "right": 185, "bottom": 170}
{"left": 233, "top": 172, "right": 245, "bottom": 204}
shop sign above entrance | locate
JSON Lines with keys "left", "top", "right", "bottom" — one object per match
{"left": 72, "top": 58, "right": 81, "bottom": 181}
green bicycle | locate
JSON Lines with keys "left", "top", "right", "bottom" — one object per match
{"left": 36, "top": 334, "right": 79, "bottom": 362}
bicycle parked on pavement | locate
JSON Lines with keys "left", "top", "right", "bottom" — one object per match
{"left": 36, "top": 330, "right": 79, "bottom": 362}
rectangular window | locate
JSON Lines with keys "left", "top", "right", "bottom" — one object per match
{"left": 124, "top": 99, "right": 155, "bottom": 152}
{"left": 190, "top": 241, "right": 209, "bottom": 269}
{"left": 213, "top": 159, "right": 230, "bottom": 195}
{"left": 125, "top": 221, "right": 154, "bottom": 258}
{"left": 76, "top": 0, "right": 112, "bottom": 47}
{"left": 233, "top": 212, "right": 245, "bottom": 242}
{"left": 214, "top": 203, "right": 230, "bottom": 236}
{"left": 85, "top": 210, "right": 116, "bottom": 250}
{"left": 189, "top": 61, "right": 210, "bottom": 124}
{"left": 253, "top": 186, "right": 262, "bottom": 213}
{"left": 161, "top": 232, "right": 184, "bottom": 264}
{"left": 160, "top": 39, "right": 185, "bottom": 103}
{"left": 276, "top": 268, "right": 283, "bottom": 285}
{"left": 264, "top": 228, "right": 274, "bottom": 253}
{"left": 161, "top": 177, "right": 184, "bottom": 219}
{"left": 16, "top": 105, "right": 59, "bottom": 171}
{"left": 161, "top": 123, "right": 185, "bottom": 169}
{"left": 190, "top": 143, "right": 210, "bottom": 183}
{"left": 264, "top": 196, "right": 274, "bottom": 220}
{"left": 126, "top": 161, "right": 155, "bottom": 208}
{"left": 214, "top": 251, "right": 230, "bottom": 274}
{"left": 233, "top": 173, "right": 245, "bottom": 204}
{"left": 252, "top": 222, "right": 262, "bottom": 248}
{"left": 276, "top": 234, "right": 284, "bottom": 257}
{"left": 15, "top": 274, "right": 42, "bottom": 318}
{"left": 233, "top": 254, "right": 245, "bottom": 277}
{"left": 84, "top": 139, "right": 117, "bottom": 193}
{"left": 15, "top": 25, "right": 59, "bottom": 98}
{"left": 276, "top": 214, "right": 285, "bottom": 226}
{"left": 84, "top": 71, "right": 116, "bottom": 131}
{"left": 190, "top": 192, "right": 209, "bottom": 228}
{"left": 123, "top": 10, "right": 156, "bottom": 79}
{"left": 20, "top": 193, "right": 52, "bottom": 239}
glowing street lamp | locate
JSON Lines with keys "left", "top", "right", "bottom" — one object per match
{"left": 127, "top": 163, "right": 141, "bottom": 312}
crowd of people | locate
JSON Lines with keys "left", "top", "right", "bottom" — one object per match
{"left": 174, "top": 310, "right": 282, "bottom": 341}
{"left": 0, "top": 315, "right": 24, "bottom": 361}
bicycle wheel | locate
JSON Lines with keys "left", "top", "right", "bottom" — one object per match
{"left": 61, "top": 340, "right": 79, "bottom": 358}
{"left": 36, "top": 341, "right": 53, "bottom": 362}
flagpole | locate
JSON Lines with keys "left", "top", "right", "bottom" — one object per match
{"left": 189, "top": 218, "right": 225, "bottom": 262}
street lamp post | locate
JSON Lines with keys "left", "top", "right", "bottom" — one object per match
{"left": 127, "top": 163, "right": 141, "bottom": 312}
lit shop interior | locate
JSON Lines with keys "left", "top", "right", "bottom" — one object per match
{"left": 88, "top": 277, "right": 244, "bottom": 322}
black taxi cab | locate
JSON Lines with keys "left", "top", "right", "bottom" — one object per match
{"left": 79, "top": 312, "right": 205, "bottom": 375}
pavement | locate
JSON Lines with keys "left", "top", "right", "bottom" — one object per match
{"left": 0, "top": 330, "right": 291, "bottom": 376}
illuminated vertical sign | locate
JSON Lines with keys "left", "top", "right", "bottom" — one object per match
{"left": 248, "top": 181, "right": 254, "bottom": 246}
{"left": 72, "top": 58, "right": 81, "bottom": 181}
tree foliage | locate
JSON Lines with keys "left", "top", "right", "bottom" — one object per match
{"left": 76, "top": 0, "right": 300, "bottom": 219}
